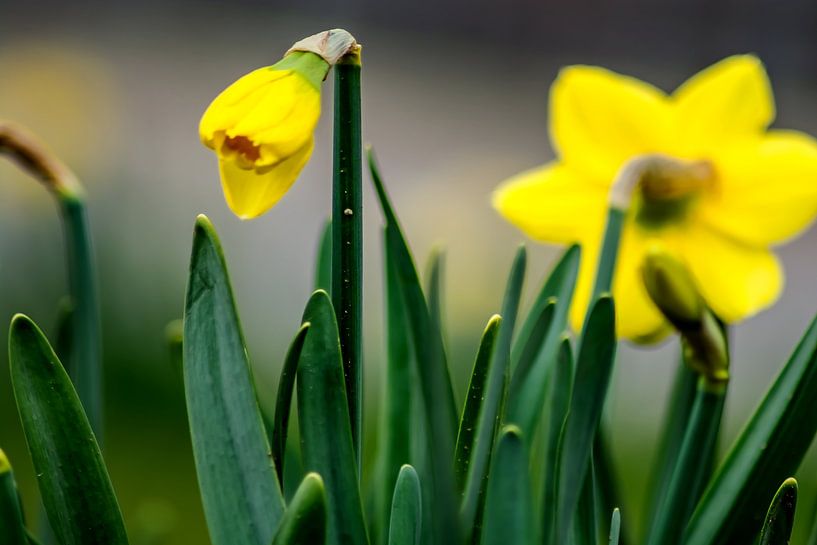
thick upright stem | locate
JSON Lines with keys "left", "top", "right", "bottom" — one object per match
{"left": 332, "top": 52, "right": 363, "bottom": 471}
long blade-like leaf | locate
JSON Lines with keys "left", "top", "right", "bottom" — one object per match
{"left": 759, "top": 478, "right": 797, "bottom": 545}
{"left": 609, "top": 509, "right": 621, "bottom": 545}
{"left": 554, "top": 296, "right": 616, "bottom": 545}
{"left": 462, "top": 246, "right": 526, "bottom": 540}
{"left": 377, "top": 228, "right": 416, "bottom": 543}
{"left": 541, "top": 337, "right": 574, "bottom": 545}
{"left": 454, "top": 315, "right": 501, "bottom": 492}
{"left": 370, "top": 148, "right": 459, "bottom": 542}
{"left": 0, "top": 449, "right": 28, "bottom": 545}
{"left": 297, "top": 290, "right": 368, "bottom": 545}
{"left": 314, "top": 219, "right": 332, "bottom": 292}
{"left": 271, "top": 473, "right": 327, "bottom": 545}
{"left": 480, "top": 426, "right": 533, "bottom": 545}
{"left": 388, "top": 465, "right": 422, "bottom": 545}
{"left": 271, "top": 324, "right": 310, "bottom": 485}
{"left": 183, "top": 215, "right": 283, "bottom": 545}
{"left": 685, "top": 314, "right": 817, "bottom": 545}
{"left": 8, "top": 315, "right": 127, "bottom": 545}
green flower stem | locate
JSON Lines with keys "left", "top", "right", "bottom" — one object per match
{"left": 332, "top": 51, "right": 363, "bottom": 471}
{"left": 645, "top": 376, "right": 726, "bottom": 545}
{"left": 59, "top": 193, "right": 103, "bottom": 440}
{"left": 0, "top": 124, "right": 103, "bottom": 442}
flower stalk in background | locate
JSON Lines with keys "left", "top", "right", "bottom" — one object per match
{"left": 0, "top": 122, "right": 103, "bottom": 441}
{"left": 493, "top": 55, "right": 817, "bottom": 342}
{"left": 199, "top": 29, "right": 359, "bottom": 219}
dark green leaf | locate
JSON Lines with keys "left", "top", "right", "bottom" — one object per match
{"left": 644, "top": 361, "right": 697, "bottom": 537}
{"left": 759, "top": 478, "right": 797, "bottom": 545}
{"left": 425, "top": 246, "right": 446, "bottom": 353}
{"left": 297, "top": 290, "right": 368, "bottom": 545}
{"left": 271, "top": 473, "right": 327, "bottom": 545}
{"left": 511, "top": 244, "right": 579, "bottom": 369}
{"left": 646, "top": 383, "right": 725, "bottom": 545}
{"left": 377, "top": 229, "right": 416, "bottom": 542}
{"left": 609, "top": 509, "right": 621, "bottom": 545}
{"left": 572, "top": 456, "right": 597, "bottom": 545}
{"left": 685, "top": 314, "right": 817, "bottom": 545}
{"left": 480, "top": 426, "right": 533, "bottom": 545}
{"left": 388, "top": 465, "right": 422, "bottom": 545}
{"left": 462, "top": 246, "right": 526, "bottom": 540}
{"left": 541, "top": 337, "right": 573, "bottom": 545}
{"left": 8, "top": 315, "right": 127, "bottom": 545}
{"left": 370, "top": 148, "right": 459, "bottom": 543}
{"left": 0, "top": 450, "right": 28, "bottom": 545}
{"left": 454, "top": 315, "right": 501, "bottom": 493}
{"left": 555, "top": 296, "right": 616, "bottom": 545}
{"left": 271, "top": 324, "right": 310, "bottom": 486}
{"left": 314, "top": 219, "right": 332, "bottom": 292}
{"left": 183, "top": 215, "right": 283, "bottom": 545}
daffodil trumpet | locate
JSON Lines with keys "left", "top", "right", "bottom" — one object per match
{"left": 494, "top": 55, "right": 817, "bottom": 342}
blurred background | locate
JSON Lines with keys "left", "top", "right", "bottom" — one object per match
{"left": 2, "top": 0, "right": 817, "bottom": 543}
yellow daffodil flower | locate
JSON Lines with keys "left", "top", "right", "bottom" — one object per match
{"left": 494, "top": 55, "right": 817, "bottom": 342}
{"left": 199, "top": 29, "right": 358, "bottom": 219}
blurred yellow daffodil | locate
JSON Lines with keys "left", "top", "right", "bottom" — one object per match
{"left": 199, "top": 29, "right": 358, "bottom": 219}
{"left": 493, "top": 55, "right": 817, "bottom": 342}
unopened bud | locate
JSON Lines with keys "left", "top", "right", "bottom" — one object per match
{"left": 641, "top": 244, "right": 729, "bottom": 387}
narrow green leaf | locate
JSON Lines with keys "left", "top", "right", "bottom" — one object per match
{"left": 644, "top": 360, "right": 697, "bottom": 537}
{"left": 297, "top": 290, "right": 368, "bottom": 545}
{"left": 462, "top": 246, "right": 526, "bottom": 540}
{"left": 370, "top": 148, "right": 459, "bottom": 542}
{"left": 609, "top": 509, "right": 621, "bottom": 545}
{"left": 425, "top": 246, "right": 446, "bottom": 351}
{"left": 511, "top": 244, "right": 579, "bottom": 367}
{"left": 555, "top": 296, "right": 617, "bottom": 545}
{"left": 506, "top": 300, "right": 556, "bottom": 434}
{"left": 454, "top": 315, "right": 501, "bottom": 493}
{"left": 377, "top": 229, "right": 416, "bottom": 542}
{"left": 332, "top": 59, "right": 364, "bottom": 471}
{"left": 507, "top": 245, "right": 579, "bottom": 441}
{"left": 541, "top": 337, "right": 574, "bottom": 545}
{"left": 8, "top": 315, "right": 127, "bottom": 545}
{"left": 388, "top": 465, "right": 422, "bottom": 545}
{"left": 183, "top": 215, "right": 283, "bottom": 545}
{"left": 271, "top": 324, "right": 310, "bottom": 486}
{"left": 271, "top": 473, "right": 327, "bottom": 545}
{"left": 480, "top": 426, "right": 533, "bottom": 545}
{"left": 646, "top": 380, "right": 725, "bottom": 545}
{"left": 685, "top": 314, "right": 817, "bottom": 545}
{"left": 593, "top": 434, "right": 627, "bottom": 545}
{"left": 573, "top": 456, "right": 597, "bottom": 545}
{"left": 759, "top": 478, "right": 797, "bottom": 545}
{"left": 315, "top": 219, "right": 332, "bottom": 292}
{"left": 0, "top": 449, "right": 28, "bottom": 545}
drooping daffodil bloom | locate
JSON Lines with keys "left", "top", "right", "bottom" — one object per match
{"left": 494, "top": 55, "right": 817, "bottom": 342}
{"left": 199, "top": 29, "right": 358, "bottom": 219}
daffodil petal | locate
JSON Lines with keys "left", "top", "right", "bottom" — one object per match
{"left": 550, "top": 65, "right": 671, "bottom": 181}
{"left": 218, "top": 138, "right": 314, "bottom": 220}
{"left": 679, "top": 225, "right": 782, "bottom": 323}
{"left": 568, "top": 224, "right": 671, "bottom": 343}
{"left": 492, "top": 163, "right": 607, "bottom": 243}
{"left": 230, "top": 75, "right": 320, "bottom": 145}
{"left": 673, "top": 55, "right": 774, "bottom": 155}
{"left": 199, "top": 67, "right": 291, "bottom": 145}
{"left": 698, "top": 130, "right": 817, "bottom": 246}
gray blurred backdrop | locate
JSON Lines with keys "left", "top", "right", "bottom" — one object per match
{"left": 2, "top": 1, "right": 817, "bottom": 543}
